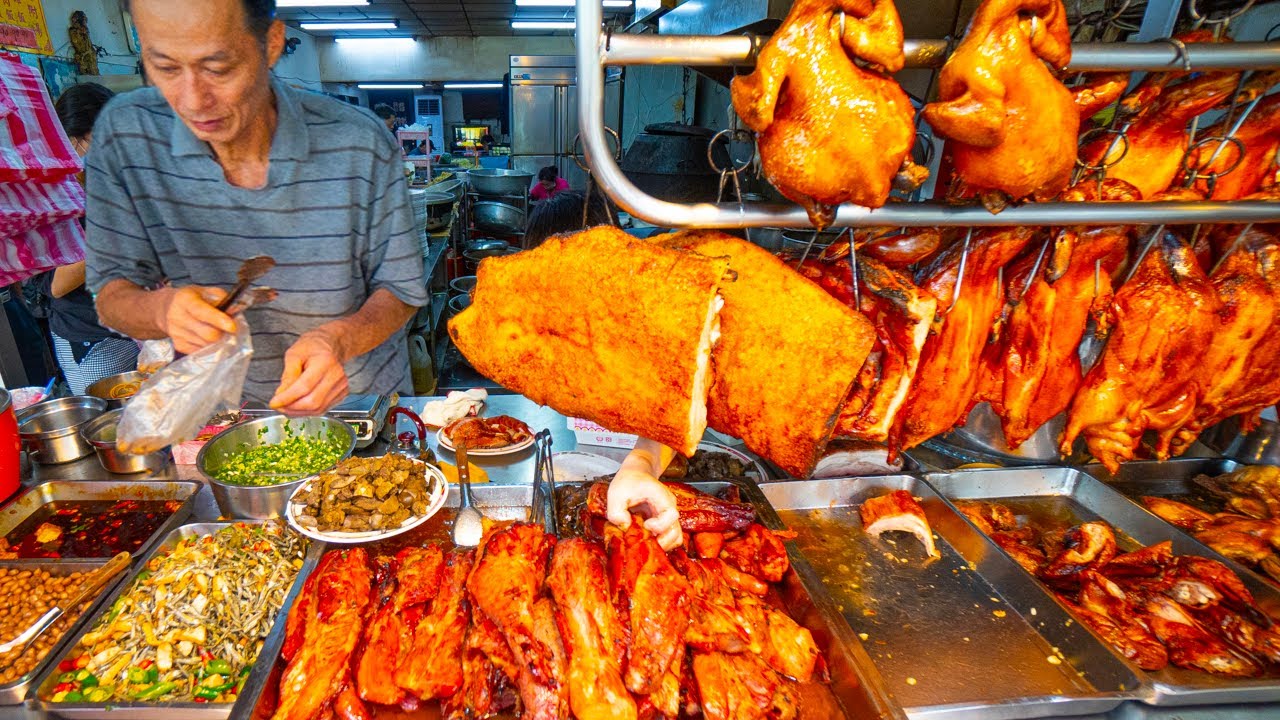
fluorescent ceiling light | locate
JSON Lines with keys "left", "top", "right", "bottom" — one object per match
{"left": 300, "top": 21, "right": 397, "bottom": 30}
{"left": 278, "top": 0, "right": 369, "bottom": 7}
{"left": 516, "top": 0, "right": 631, "bottom": 6}
{"left": 444, "top": 82, "right": 503, "bottom": 89}
{"left": 335, "top": 37, "right": 417, "bottom": 46}
{"left": 511, "top": 20, "right": 576, "bottom": 29}
{"left": 357, "top": 83, "right": 424, "bottom": 89}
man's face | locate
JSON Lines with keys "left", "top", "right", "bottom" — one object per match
{"left": 383, "top": 115, "right": 396, "bottom": 132}
{"left": 131, "top": 0, "right": 284, "bottom": 147}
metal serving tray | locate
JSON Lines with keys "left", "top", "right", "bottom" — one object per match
{"left": 0, "top": 560, "right": 123, "bottom": 706}
{"left": 757, "top": 475, "right": 1141, "bottom": 720}
{"left": 927, "top": 467, "right": 1280, "bottom": 707}
{"left": 243, "top": 480, "right": 906, "bottom": 720}
{"left": 0, "top": 481, "right": 199, "bottom": 562}
{"left": 34, "top": 522, "right": 319, "bottom": 720}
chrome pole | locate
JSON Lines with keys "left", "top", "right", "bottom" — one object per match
{"left": 602, "top": 36, "right": 1280, "bottom": 71}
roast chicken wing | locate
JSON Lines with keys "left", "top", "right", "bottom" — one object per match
{"left": 468, "top": 524, "right": 567, "bottom": 720}
{"left": 1061, "top": 225, "right": 1223, "bottom": 471}
{"left": 1080, "top": 71, "right": 1242, "bottom": 200}
{"left": 1143, "top": 595, "right": 1263, "bottom": 677}
{"left": 395, "top": 549, "right": 474, "bottom": 701}
{"left": 1040, "top": 522, "right": 1117, "bottom": 583}
{"left": 995, "top": 181, "right": 1137, "bottom": 448}
{"left": 895, "top": 226, "right": 1035, "bottom": 450}
{"left": 923, "top": 0, "right": 1077, "bottom": 206}
{"left": 547, "top": 538, "right": 637, "bottom": 720}
{"left": 732, "top": 0, "right": 922, "bottom": 227}
{"left": 273, "top": 549, "right": 375, "bottom": 720}
{"left": 1076, "top": 569, "right": 1169, "bottom": 670}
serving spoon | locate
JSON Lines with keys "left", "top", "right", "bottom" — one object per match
{"left": 451, "top": 443, "right": 484, "bottom": 547}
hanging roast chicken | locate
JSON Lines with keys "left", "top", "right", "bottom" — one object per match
{"left": 731, "top": 0, "right": 925, "bottom": 228}
{"left": 922, "top": 0, "right": 1077, "bottom": 209}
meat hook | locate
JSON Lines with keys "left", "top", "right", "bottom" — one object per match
{"left": 1014, "top": 234, "right": 1053, "bottom": 306}
{"left": 1211, "top": 223, "right": 1255, "bottom": 276}
{"left": 1123, "top": 224, "right": 1166, "bottom": 286}
{"left": 1188, "top": 0, "right": 1257, "bottom": 33}
{"left": 944, "top": 227, "right": 975, "bottom": 318}
{"left": 846, "top": 228, "right": 862, "bottom": 313}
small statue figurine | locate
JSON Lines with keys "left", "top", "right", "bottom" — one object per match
{"left": 69, "top": 11, "right": 99, "bottom": 76}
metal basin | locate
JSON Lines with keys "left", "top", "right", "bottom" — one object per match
{"left": 80, "top": 409, "right": 171, "bottom": 475}
{"left": 472, "top": 201, "right": 525, "bottom": 234}
{"left": 17, "top": 396, "right": 106, "bottom": 464}
{"left": 469, "top": 168, "right": 533, "bottom": 197}
{"left": 197, "top": 415, "right": 356, "bottom": 519}
{"left": 449, "top": 275, "right": 477, "bottom": 296}
{"left": 85, "top": 371, "right": 149, "bottom": 410}
{"left": 430, "top": 178, "right": 464, "bottom": 201}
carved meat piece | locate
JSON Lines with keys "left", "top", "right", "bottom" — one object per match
{"left": 355, "top": 546, "right": 443, "bottom": 705}
{"left": 1143, "top": 595, "right": 1263, "bottom": 677}
{"left": 1039, "top": 522, "right": 1116, "bottom": 583}
{"left": 587, "top": 480, "right": 756, "bottom": 535}
{"left": 273, "top": 549, "right": 375, "bottom": 720}
{"left": 859, "top": 490, "right": 940, "bottom": 558}
{"left": 395, "top": 548, "right": 474, "bottom": 700}
{"left": 720, "top": 523, "right": 791, "bottom": 584}
{"left": 608, "top": 518, "right": 692, "bottom": 696}
{"left": 547, "top": 538, "right": 637, "bottom": 720}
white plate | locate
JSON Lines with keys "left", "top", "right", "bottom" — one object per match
{"left": 437, "top": 427, "right": 536, "bottom": 456}
{"left": 285, "top": 458, "right": 449, "bottom": 545}
{"left": 552, "top": 451, "right": 622, "bottom": 484}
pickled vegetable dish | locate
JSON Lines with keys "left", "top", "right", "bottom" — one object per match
{"left": 0, "top": 500, "right": 180, "bottom": 560}
{"left": 212, "top": 427, "right": 347, "bottom": 486}
{"left": 48, "top": 523, "right": 305, "bottom": 704}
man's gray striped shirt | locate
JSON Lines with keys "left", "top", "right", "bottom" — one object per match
{"left": 85, "top": 78, "right": 428, "bottom": 404}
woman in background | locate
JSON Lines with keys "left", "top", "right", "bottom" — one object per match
{"left": 523, "top": 190, "right": 617, "bottom": 249}
{"left": 42, "top": 83, "right": 139, "bottom": 394}
{"left": 529, "top": 165, "right": 569, "bottom": 201}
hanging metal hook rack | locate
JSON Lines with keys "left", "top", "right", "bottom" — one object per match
{"left": 575, "top": 0, "right": 1280, "bottom": 229}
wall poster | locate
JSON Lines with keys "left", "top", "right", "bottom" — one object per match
{"left": 0, "top": 0, "right": 53, "bottom": 55}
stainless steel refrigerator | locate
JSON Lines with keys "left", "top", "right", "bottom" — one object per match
{"left": 509, "top": 55, "right": 620, "bottom": 192}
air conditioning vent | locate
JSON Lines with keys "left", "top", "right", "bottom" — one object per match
{"left": 416, "top": 97, "right": 441, "bottom": 115}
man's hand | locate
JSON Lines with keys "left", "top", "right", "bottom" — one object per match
{"left": 158, "top": 286, "right": 236, "bottom": 355}
{"left": 607, "top": 467, "right": 682, "bottom": 550}
{"left": 269, "top": 331, "right": 350, "bottom": 415}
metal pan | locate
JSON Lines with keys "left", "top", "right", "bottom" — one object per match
{"left": 927, "top": 466, "right": 1280, "bottom": 707}
{"left": 36, "top": 522, "right": 318, "bottom": 720}
{"left": 0, "top": 481, "right": 198, "bottom": 563}
{"left": 0, "top": 560, "right": 123, "bottom": 705}
{"left": 241, "top": 481, "right": 906, "bottom": 720}
{"left": 756, "top": 475, "right": 1141, "bottom": 720}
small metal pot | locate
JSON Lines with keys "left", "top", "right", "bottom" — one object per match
{"left": 463, "top": 238, "right": 510, "bottom": 257}
{"left": 80, "top": 409, "right": 170, "bottom": 474}
{"left": 449, "top": 275, "right": 478, "bottom": 296}
{"left": 85, "top": 371, "right": 149, "bottom": 410}
{"left": 16, "top": 396, "right": 107, "bottom": 464}
{"left": 472, "top": 201, "right": 525, "bottom": 234}
{"left": 469, "top": 168, "right": 533, "bottom": 197}
{"left": 197, "top": 415, "right": 356, "bottom": 519}
{"left": 448, "top": 293, "right": 472, "bottom": 316}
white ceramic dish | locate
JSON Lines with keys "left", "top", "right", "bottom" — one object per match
{"left": 436, "top": 427, "right": 536, "bottom": 456}
{"left": 285, "top": 458, "right": 449, "bottom": 544}
{"left": 552, "top": 451, "right": 622, "bottom": 483}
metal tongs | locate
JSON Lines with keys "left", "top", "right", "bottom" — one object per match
{"left": 531, "top": 430, "right": 558, "bottom": 537}
{"left": 216, "top": 255, "right": 276, "bottom": 312}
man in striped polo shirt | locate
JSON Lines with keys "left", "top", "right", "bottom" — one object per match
{"left": 85, "top": 0, "right": 427, "bottom": 414}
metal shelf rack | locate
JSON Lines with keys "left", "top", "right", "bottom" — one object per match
{"left": 574, "top": 0, "right": 1280, "bottom": 228}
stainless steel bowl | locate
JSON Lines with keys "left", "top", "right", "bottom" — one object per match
{"left": 431, "top": 178, "right": 464, "bottom": 201}
{"left": 449, "top": 275, "right": 477, "bottom": 296}
{"left": 469, "top": 168, "right": 533, "bottom": 197}
{"left": 472, "top": 201, "right": 525, "bottom": 234}
{"left": 464, "top": 238, "right": 510, "bottom": 257}
{"left": 197, "top": 415, "right": 356, "bottom": 519}
{"left": 80, "top": 409, "right": 170, "bottom": 474}
{"left": 17, "top": 396, "right": 106, "bottom": 464}
{"left": 448, "top": 293, "right": 472, "bottom": 316}
{"left": 85, "top": 371, "right": 149, "bottom": 410}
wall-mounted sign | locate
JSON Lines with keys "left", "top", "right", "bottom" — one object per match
{"left": 0, "top": 0, "right": 52, "bottom": 55}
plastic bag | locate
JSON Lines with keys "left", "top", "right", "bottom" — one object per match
{"left": 136, "top": 339, "right": 175, "bottom": 374}
{"left": 117, "top": 317, "right": 254, "bottom": 454}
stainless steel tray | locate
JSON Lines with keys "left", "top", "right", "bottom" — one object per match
{"left": 927, "top": 466, "right": 1280, "bottom": 707}
{"left": 0, "top": 560, "right": 123, "bottom": 706}
{"left": 757, "top": 475, "right": 1141, "bottom": 720}
{"left": 242, "top": 480, "right": 906, "bottom": 720}
{"left": 34, "top": 522, "right": 318, "bottom": 720}
{"left": 0, "top": 481, "right": 199, "bottom": 562}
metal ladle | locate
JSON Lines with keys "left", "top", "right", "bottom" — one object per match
{"left": 451, "top": 442, "right": 484, "bottom": 547}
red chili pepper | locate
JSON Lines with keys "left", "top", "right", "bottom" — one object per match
{"left": 193, "top": 697, "right": 208, "bottom": 704}
{"left": 58, "top": 660, "right": 75, "bottom": 673}
{"left": 138, "top": 659, "right": 154, "bottom": 670}
{"left": 54, "top": 683, "right": 74, "bottom": 693}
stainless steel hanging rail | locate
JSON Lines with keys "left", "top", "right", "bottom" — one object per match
{"left": 576, "top": 0, "right": 1280, "bottom": 228}
{"left": 602, "top": 35, "right": 1280, "bottom": 71}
